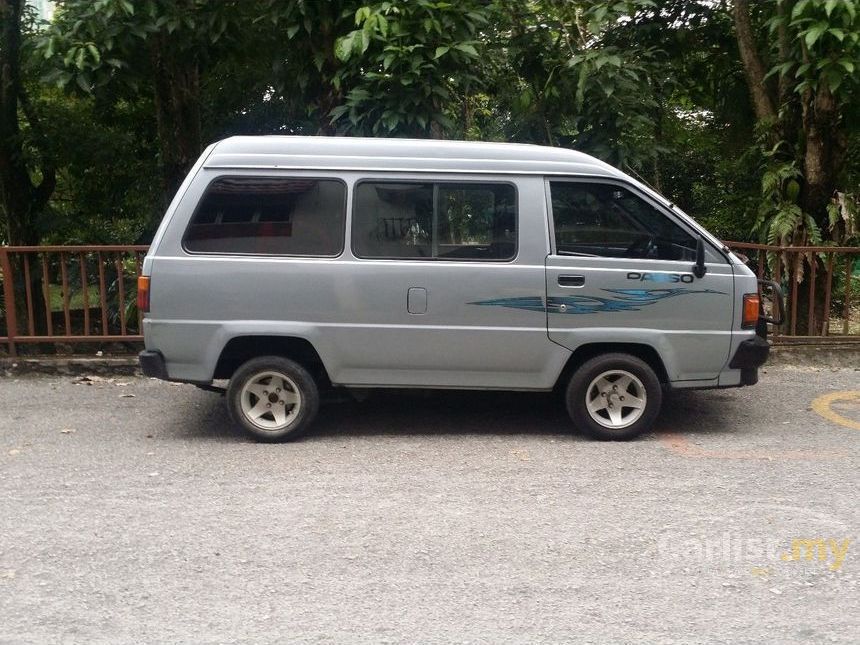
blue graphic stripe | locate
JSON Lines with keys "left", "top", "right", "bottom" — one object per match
{"left": 470, "top": 288, "right": 725, "bottom": 315}
{"left": 469, "top": 296, "right": 547, "bottom": 312}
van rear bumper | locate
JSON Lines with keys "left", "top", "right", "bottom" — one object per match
{"left": 139, "top": 349, "right": 169, "bottom": 380}
{"left": 728, "top": 336, "right": 770, "bottom": 385}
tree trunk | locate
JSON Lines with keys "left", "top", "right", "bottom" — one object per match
{"left": 430, "top": 119, "right": 446, "bottom": 140}
{"left": 776, "top": 0, "right": 793, "bottom": 107}
{"left": 732, "top": 0, "right": 777, "bottom": 122}
{"left": 1, "top": 0, "right": 32, "bottom": 245}
{"left": 801, "top": 85, "right": 846, "bottom": 228}
{"left": 0, "top": 0, "right": 54, "bottom": 247}
{"left": 316, "top": 86, "right": 340, "bottom": 136}
{"left": 150, "top": 33, "right": 202, "bottom": 210}
{"left": 314, "top": 22, "right": 342, "bottom": 136}
{"left": 0, "top": 0, "right": 54, "bottom": 340}
{"left": 791, "top": 83, "right": 847, "bottom": 336}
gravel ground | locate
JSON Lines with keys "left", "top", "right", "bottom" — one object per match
{"left": 1, "top": 365, "right": 858, "bottom": 644}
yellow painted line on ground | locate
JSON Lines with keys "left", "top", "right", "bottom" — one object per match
{"left": 660, "top": 390, "right": 859, "bottom": 460}
{"left": 810, "top": 391, "right": 860, "bottom": 431}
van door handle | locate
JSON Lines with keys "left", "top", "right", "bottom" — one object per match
{"left": 558, "top": 275, "right": 585, "bottom": 287}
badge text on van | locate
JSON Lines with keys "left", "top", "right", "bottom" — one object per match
{"left": 627, "top": 271, "right": 695, "bottom": 284}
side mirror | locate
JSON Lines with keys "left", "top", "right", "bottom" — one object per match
{"left": 693, "top": 237, "right": 707, "bottom": 279}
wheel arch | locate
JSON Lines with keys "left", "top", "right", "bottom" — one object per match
{"left": 214, "top": 335, "right": 331, "bottom": 385}
{"left": 553, "top": 342, "right": 669, "bottom": 390}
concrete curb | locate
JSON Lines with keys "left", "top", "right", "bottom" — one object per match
{"left": 1, "top": 356, "right": 140, "bottom": 377}
{"left": 2, "top": 345, "right": 858, "bottom": 377}
{"left": 768, "top": 344, "right": 860, "bottom": 368}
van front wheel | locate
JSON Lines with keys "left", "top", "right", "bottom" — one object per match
{"left": 227, "top": 356, "right": 319, "bottom": 442}
{"left": 565, "top": 353, "right": 662, "bottom": 441}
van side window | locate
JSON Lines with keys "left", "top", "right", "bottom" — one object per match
{"left": 549, "top": 181, "right": 696, "bottom": 261}
{"left": 353, "top": 182, "right": 517, "bottom": 260}
{"left": 183, "top": 177, "right": 345, "bottom": 256}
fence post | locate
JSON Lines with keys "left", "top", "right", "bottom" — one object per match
{"left": 0, "top": 247, "right": 18, "bottom": 357}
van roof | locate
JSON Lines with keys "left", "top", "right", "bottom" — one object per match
{"left": 205, "top": 135, "right": 624, "bottom": 178}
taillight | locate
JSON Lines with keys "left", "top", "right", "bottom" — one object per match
{"left": 742, "top": 292, "right": 760, "bottom": 329}
{"left": 138, "top": 276, "right": 150, "bottom": 313}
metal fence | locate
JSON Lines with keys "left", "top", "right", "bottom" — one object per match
{"left": 0, "top": 245, "right": 148, "bottom": 356}
{"left": 725, "top": 242, "right": 860, "bottom": 343}
{"left": 1, "top": 242, "right": 859, "bottom": 355}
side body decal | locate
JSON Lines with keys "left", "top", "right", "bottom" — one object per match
{"left": 470, "top": 288, "right": 726, "bottom": 315}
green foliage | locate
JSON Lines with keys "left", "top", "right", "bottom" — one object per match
{"left": 331, "top": 0, "right": 487, "bottom": 136}
{"left": 767, "top": 0, "right": 860, "bottom": 97}
{"left": 252, "top": 1, "right": 358, "bottom": 130}
{"left": 38, "top": 0, "right": 244, "bottom": 94}
{"left": 35, "top": 90, "right": 161, "bottom": 243}
{"left": 752, "top": 129, "right": 826, "bottom": 247}
{"left": 564, "top": 44, "right": 665, "bottom": 166}
{"left": 38, "top": 0, "right": 230, "bottom": 93}
{"left": 481, "top": 0, "right": 667, "bottom": 170}
{"left": 751, "top": 0, "right": 860, "bottom": 245}
{"left": 660, "top": 111, "right": 760, "bottom": 241}
{"left": 0, "top": 0, "right": 856, "bottom": 250}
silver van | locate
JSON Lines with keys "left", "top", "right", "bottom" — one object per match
{"left": 138, "top": 136, "right": 780, "bottom": 441}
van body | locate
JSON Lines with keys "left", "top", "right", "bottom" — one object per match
{"left": 139, "top": 136, "right": 772, "bottom": 441}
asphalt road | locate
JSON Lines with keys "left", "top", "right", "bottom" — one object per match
{"left": 1, "top": 365, "right": 859, "bottom": 644}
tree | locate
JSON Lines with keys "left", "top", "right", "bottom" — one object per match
{"left": 0, "top": 0, "right": 55, "bottom": 246}
{"left": 732, "top": 0, "right": 860, "bottom": 333}
{"left": 1, "top": 0, "right": 853, "bottom": 266}
{"left": 733, "top": 0, "right": 859, "bottom": 245}
{"left": 733, "top": 0, "right": 777, "bottom": 123}
{"left": 40, "top": 0, "right": 252, "bottom": 207}
{"left": 257, "top": 0, "right": 359, "bottom": 135}
{"left": 331, "top": 0, "right": 487, "bottom": 137}
{"left": 481, "top": 0, "right": 667, "bottom": 171}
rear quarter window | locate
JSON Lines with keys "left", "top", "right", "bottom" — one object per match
{"left": 183, "top": 176, "right": 346, "bottom": 256}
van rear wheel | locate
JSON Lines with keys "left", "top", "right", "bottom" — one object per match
{"left": 565, "top": 353, "right": 662, "bottom": 441}
{"left": 227, "top": 356, "right": 319, "bottom": 442}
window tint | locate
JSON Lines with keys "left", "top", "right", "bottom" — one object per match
{"left": 184, "top": 177, "right": 345, "bottom": 255}
{"left": 549, "top": 181, "right": 696, "bottom": 261}
{"left": 353, "top": 182, "right": 517, "bottom": 260}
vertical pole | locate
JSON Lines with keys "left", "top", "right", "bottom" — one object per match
{"left": 60, "top": 252, "right": 71, "bottom": 336}
{"left": 0, "top": 248, "right": 18, "bottom": 357}
{"left": 97, "top": 252, "right": 108, "bottom": 335}
{"left": 773, "top": 251, "right": 782, "bottom": 340}
{"left": 822, "top": 253, "right": 834, "bottom": 336}
{"left": 789, "top": 252, "right": 799, "bottom": 336}
{"left": 807, "top": 253, "right": 816, "bottom": 335}
{"left": 115, "top": 254, "right": 127, "bottom": 336}
{"left": 22, "top": 253, "right": 34, "bottom": 336}
{"left": 135, "top": 252, "right": 143, "bottom": 332}
{"left": 844, "top": 257, "right": 853, "bottom": 336}
{"left": 79, "top": 253, "right": 90, "bottom": 336}
{"left": 41, "top": 254, "right": 53, "bottom": 336}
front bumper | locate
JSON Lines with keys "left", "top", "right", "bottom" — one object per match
{"left": 728, "top": 336, "right": 770, "bottom": 385}
{"left": 139, "top": 349, "right": 169, "bottom": 380}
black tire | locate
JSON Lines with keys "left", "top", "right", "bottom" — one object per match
{"left": 565, "top": 353, "right": 662, "bottom": 441}
{"left": 226, "top": 356, "right": 320, "bottom": 442}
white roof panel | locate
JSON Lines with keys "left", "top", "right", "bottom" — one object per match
{"left": 205, "top": 135, "right": 624, "bottom": 178}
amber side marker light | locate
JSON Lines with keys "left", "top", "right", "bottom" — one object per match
{"left": 137, "top": 276, "right": 151, "bottom": 313}
{"left": 742, "top": 292, "right": 760, "bottom": 329}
